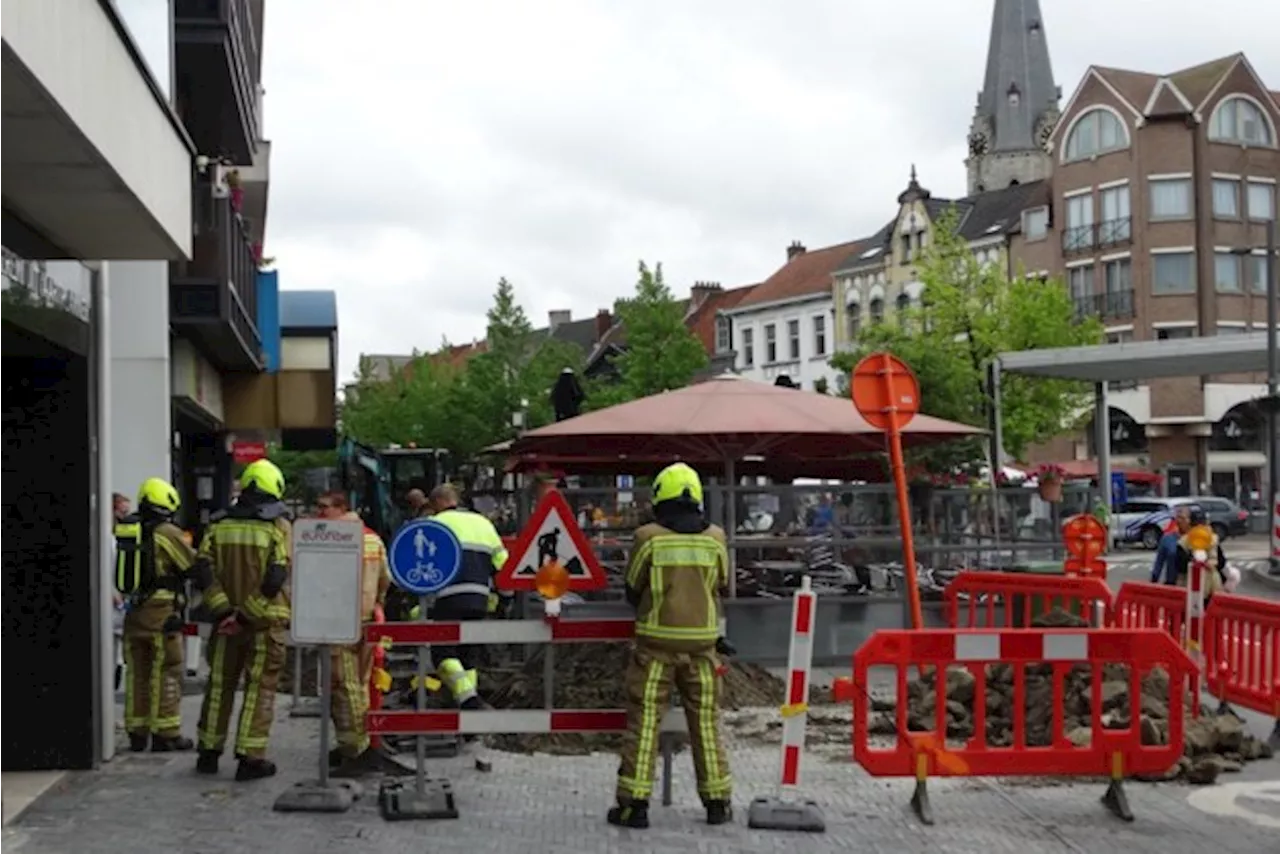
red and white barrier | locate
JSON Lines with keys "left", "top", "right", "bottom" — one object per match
{"left": 1272, "top": 492, "right": 1279, "bottom": 563}
{"left": 368, "top": 617, "right": 634, "bottom": 646}
{"left": 778, "top": 576, "right": 816, "bottom": 787}
{"left": 367, "top": 708, "right": 684, "bottom": 735}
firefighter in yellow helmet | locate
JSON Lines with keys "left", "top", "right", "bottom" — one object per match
{"left": 115, "top": 477, "right": 198, "bottom": 752}
{"left": 609, "top": 463, "right": 733, "bottom": 829}
{"left": 194, "top": 458, "right": 292, "bottom": 781}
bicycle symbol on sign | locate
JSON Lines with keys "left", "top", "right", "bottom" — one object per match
{"left": 405, "top": 564, "right": 445, "bottom": 587}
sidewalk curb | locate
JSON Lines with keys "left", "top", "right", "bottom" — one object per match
{"left": 1246, "top": 562, "right": 1280, "bottom": 591}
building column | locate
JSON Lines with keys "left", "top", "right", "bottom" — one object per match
{"left": 94, "top": 263, "right": 115, "bottom": 762}
{"left": 107, "top": 262, "right": 172, "bottom": 495}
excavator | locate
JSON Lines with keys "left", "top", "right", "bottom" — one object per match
{"left": 337, "top": 437, "right": 453, "bottom": 542}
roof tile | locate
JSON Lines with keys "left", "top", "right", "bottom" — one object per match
{"left": 736, "top": 239, "right": 870, "bottom": 308}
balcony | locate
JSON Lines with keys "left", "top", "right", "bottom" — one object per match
{"left": 1073, "top": 289, "right": 1135, "bottom": 322}
{"left": 1061, "top": 223, "right": 1095, "bottom": 256}
{"left": 170, "top": 177, "right": 263, "bottom": 371}
{"left": 1097, "top": 217, "right": 1132, "bottom": 248}
{"left": 175, "top": 0, "right": 261, "bottom": 164}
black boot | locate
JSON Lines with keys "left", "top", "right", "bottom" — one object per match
{"left": 705, "top": 800, "right": 733, "bottom": 825}
{"left": 195, "top": 750, "right": 220, "bottom": 775}
{"left": 128, "top": 733, "right": 149, "bottom": 753}
{"left": 151, "top": 735, "right": 194, "bottom": 752}
{"left": 235, "top": 757, "right": 277, "bottom": 782}
{"left": 607, "top": 800, "right": 650, "bottom": 829}
{"left": 328, "top": 747, "right": 346, "bottom": 768}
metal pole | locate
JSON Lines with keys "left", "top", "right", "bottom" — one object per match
{"left": 1267, "top": 221, "right": 1278, "bottom": 572}
{"left": 726, "top": 458, "right": 737, "bottom": 599}
{"left": 415, "top": 594, "right": 429, "bottom": 796}
{"left": 988, "top": 362, "right": 1003, "bottom": 564}
{"left": 1095, "top": 382, "right": 1112, "bottom": 553}
{"left": 292, "top": 645, "right": 303, "bottom": 706}
{"left": 318, "top": 647, "right": 332, "bottom": 787}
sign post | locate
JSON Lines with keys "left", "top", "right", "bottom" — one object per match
{"left": 273, "top": 519, "right": 365, "bottom": 813}
{"left": 380, "top": 518, "right": 463, "bottom": 821}
{"left": 852, "top": 353, "right": 924, "bottom": 630}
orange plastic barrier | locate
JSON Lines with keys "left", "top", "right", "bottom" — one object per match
{"left": 1203, "top": 593, "right": 1280, "bottom": 719}
{"left": 369, "top": 606, "right": 387, "bottom": 750}
{"left": 1113, "top": 581, "right": 1186, "bottom": 637}
{"left": 944, "top": 572, "right": 1114, "bottom": 629}
{"left": 848, "top": 628, "right": 1194, "bottom": 825}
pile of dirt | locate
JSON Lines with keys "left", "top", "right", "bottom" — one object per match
{"left": 863, "top": 608, "right": 1274, "bottom": 784}
{"left": 478, "top": 643, "right": 801, "bottom": 755}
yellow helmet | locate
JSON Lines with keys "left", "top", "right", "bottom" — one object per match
{"left": 652, "top": 462, "right": 703, "bottom": 507}
{"left": 137, "top": 477, "right": 180, "bottom": 514}
{"left": 240, "top": 458, "right": 285, "bottom": 500}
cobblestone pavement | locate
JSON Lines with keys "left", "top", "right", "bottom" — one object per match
{"left": 4, "top": 695, "right": 1278, "bottom": 854}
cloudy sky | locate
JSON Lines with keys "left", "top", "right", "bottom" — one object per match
{"left": 262, "top": 0, "right": 1279, "bottom": 381}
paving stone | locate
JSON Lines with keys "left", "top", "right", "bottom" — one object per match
{"left": 3, "top": 695, "right": 1278, "bottom": 854}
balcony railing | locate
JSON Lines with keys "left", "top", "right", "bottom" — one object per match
{"left": 175, "top": 0, "right": 261, "bottom": 159}
{"left": 1098, "top": 216, "right": 1132, "bottom": 247}
{"left": 1062, "top": 223, "right": 1095, "bottom": 255}
{"left": 1073, "top": 289, "right": 1135, "bottom": 322}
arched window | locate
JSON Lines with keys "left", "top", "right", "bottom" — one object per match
{"left": 869, "top": 298, "right": 885, "bottom": 325}
{"left": 1209, "top": 96, "right": 1275, "bottom": 146}
{"left": 847, "top": 303, "right": 862, "bottom": 339}
{"left": 895, "top": 292, "right": 911, "bottom": 313}
{"left": 1063, "top": 107, "right": 1128, "bottom": 162}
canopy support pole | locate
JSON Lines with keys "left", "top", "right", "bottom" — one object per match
{"left": 987, "top": 361, "right": 1003, "bottom": 558}
{"left": 725, "top": 457, "right": 737, "bottom": 598}
{"left": 1095, "top": 382, "right": 1111, "bottom": 550}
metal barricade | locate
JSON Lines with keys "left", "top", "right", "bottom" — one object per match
{"left": 844, "top": 628, "right": 1194, "bottom": 825}
{"left": 1203, "top": 593, "right": 1280, "bottom": 731}
{"left": 944, "top": 572, "right": 1114, "bottom": 629}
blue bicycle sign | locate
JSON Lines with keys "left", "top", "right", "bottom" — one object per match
{"left": 389, "top": 519, "right": 462, "bottom": 596}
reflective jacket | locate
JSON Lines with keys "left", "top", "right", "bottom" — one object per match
{"left": 198, "top": 502, "right": 292, "bottom": 629}
{"left": 431, "top": 508, "right": 509, "bottom": 610}
{"left": 342, "top": 511, "right": 391, "bottom": 619}
{"left": 626, "top": 518, "right": 729, "bottom": 651}
{"left": 123, "top": 520, "right": 197, "bottom": 634}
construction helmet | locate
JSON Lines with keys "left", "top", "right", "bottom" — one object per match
{"left": 137, "top": 477, "right": 181, "bottom": 515}
{"left": 240, "top": 458, "right": 285, "bottom": 500}
{"left": 652, "top": 462, "right": 703, "bottom": 507}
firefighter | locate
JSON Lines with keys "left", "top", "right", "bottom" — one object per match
{"left": 609, "top": 463, "right": 733, "bottom": 829}
{"left": 420, "top": 484, "right": 510, "bottom": 709}
{"left": 314, "top": 491, "right": 392, "bottom": 773}
{"left": 194, "top": 458, "right": 292, "bottom": 781}
{"left": 116, "top": 477, "right": 197, "bottom": 753}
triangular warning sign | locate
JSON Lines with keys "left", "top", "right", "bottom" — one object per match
{"left": 495, "top": 490, "right": 607, "bottom": 592}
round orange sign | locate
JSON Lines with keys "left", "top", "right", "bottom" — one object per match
{"left": 851, "top": 352, "right": 920, "bottom": 432}
{"left": 1062, "top": 514, "right": 1108, "bottom": 561}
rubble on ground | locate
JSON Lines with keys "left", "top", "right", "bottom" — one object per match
{"left": 860, "top": 608, "right": 1274, "bottom": 785}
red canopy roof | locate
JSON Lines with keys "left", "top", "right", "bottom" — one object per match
{"left": 509, "top": 374, "right": 981, "bottom": 473}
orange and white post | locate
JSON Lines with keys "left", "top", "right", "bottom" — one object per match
{"left": 747, "top": 575, "right": 825, "bottom": 832}
{"left": 1183, "top": 524, "right": 1214, "bottom": 710}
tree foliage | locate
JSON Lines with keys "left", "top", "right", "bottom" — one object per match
{"left": 339, "top": 278, "right": 582, "bottom": 458}
{"left": 831, "top": 207, "right": 1103, "bottom": 469}
{"left": 588, "top": 261, "right": 708, "bottom": 409}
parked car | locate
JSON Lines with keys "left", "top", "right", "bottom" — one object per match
{"left": 1117, "top": 496, "right": 1251, "bottom": 549}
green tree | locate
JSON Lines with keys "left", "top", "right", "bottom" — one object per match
{"left": 588, "top": 261, "right": 708, "bottom": 409}
{"left": 267, "top": 448, "right": 338, "bottom": 501}
{"left": 831, "top": 207, "right": 1103, "bottom": 468}
{"left": 340, "top": 351, "right": 457, "bottom": 448}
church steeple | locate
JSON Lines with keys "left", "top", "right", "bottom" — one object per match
{"left": 965, "top": 0, "right": 1061, "bottom": 195}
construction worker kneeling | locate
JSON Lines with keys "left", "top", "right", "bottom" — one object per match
{"left": 194, "top": 459, "right": 292, "bottom": 782}
{"left": 115, "top": 478, "right": 198, "bottom": 753}
{"left": 609, "top": 463, "right": 733, "bottom": 829}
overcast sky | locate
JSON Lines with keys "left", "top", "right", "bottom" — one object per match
{"left": 261, "top": 0, "right": 1279, "bottom": 381}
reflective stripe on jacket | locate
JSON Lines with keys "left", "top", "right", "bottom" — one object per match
{"left": 198, "top": 516, "right": 292, "bottom": 627}
{"left": 124, "top": 522, "right": 197, "bottom": 634}
{"left": 430, "top": 508, "right": 509, "bottom": 602}
{"left": 342, "top": 511, "right": 391, "bottom": 618}
{"left": 626, "top": 523, "right": 728, "bottom": 647}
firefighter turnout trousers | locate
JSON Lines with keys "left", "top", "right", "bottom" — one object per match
{"left": 331, "top": 641, "right": 374, "bottom": 758}
{"left": 123, "top": 625, "right": 185, "bottom": 738}
{"left": 197, "top": 627, "right": 285, "bottom": 759}
{"left": 615, "top": 641, "right": 732, "bottom": 805}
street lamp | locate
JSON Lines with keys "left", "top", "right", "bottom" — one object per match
{"left": 1232, "top": 219, "right": 1278, "bottom": 572}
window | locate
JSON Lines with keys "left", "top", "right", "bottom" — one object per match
{"left": 1104, "top": 258, "right": 1133, "bottom": 316}
{"left": 1217, "top": 324, "right": 1248, "bottom": 335}
{"left": 1251, "top": 255, "right": 1269, "bottom": 294}
{"left": 715, "top": 316, "right": 731, "bottom": 353}
{"left": 1022, "top": 207, "right": 1049, "bottom": 239}
{"left": 1064, "top": 108, "right": 1127, "bottom": 161}
{"left": 1150, "top": 178, "right": 1192, "bottom": 219}
{"left": 741, "top": 328, "right": 754, "bottom": 366}
{"left": 869, "top": 298, "right": 885, "bottom": 324}
{"left": 1212, "top": 179, "right": 1240, "bottom": 217}
{"left": 1209, "top": 96, "right": 1275, "bottom": 146}
{"left": 896, "top": 292, "right": 911, "bottom": 315}
{"left": 900, "top": 234, "right": 912, "bottom": 264}
{"left": 1247, "top": 181, "right": 1276, "bottom": 220}
{"left": 1214, "top": 252, "right": 1241, "bottom": 292}
{"left": 811, "top": 315, "right": 826, "bottom": 356}
{"left": 1151, "top": 251, "right": 1196, "bottom": 294}
{"left": 786, "top": 319, "right": 800, "bottom": 360}
{"left": 848, "top": 303, "right": 862, "bottom": 338}
{"left": 764, "top": 323, "right": 777, "bottom": 363}
{"left": 1064, "top": 193, "right": 1094, "bottom": 250}
{"left": 1068, "top": 265, "right": 1094, "bottom": 301}
{"left": 1106, "top": 329, "right": 1133, "bottom": 345}
{"left": 1100, "top": 185, "right": 1131, "bottom": 242}
{"left": 1156, "top": 325, "right": 1195, "bottom": 340}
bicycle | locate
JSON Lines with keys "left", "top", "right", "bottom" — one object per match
{"left": 404, "top": 564, "right": 445, "bottom": 588}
